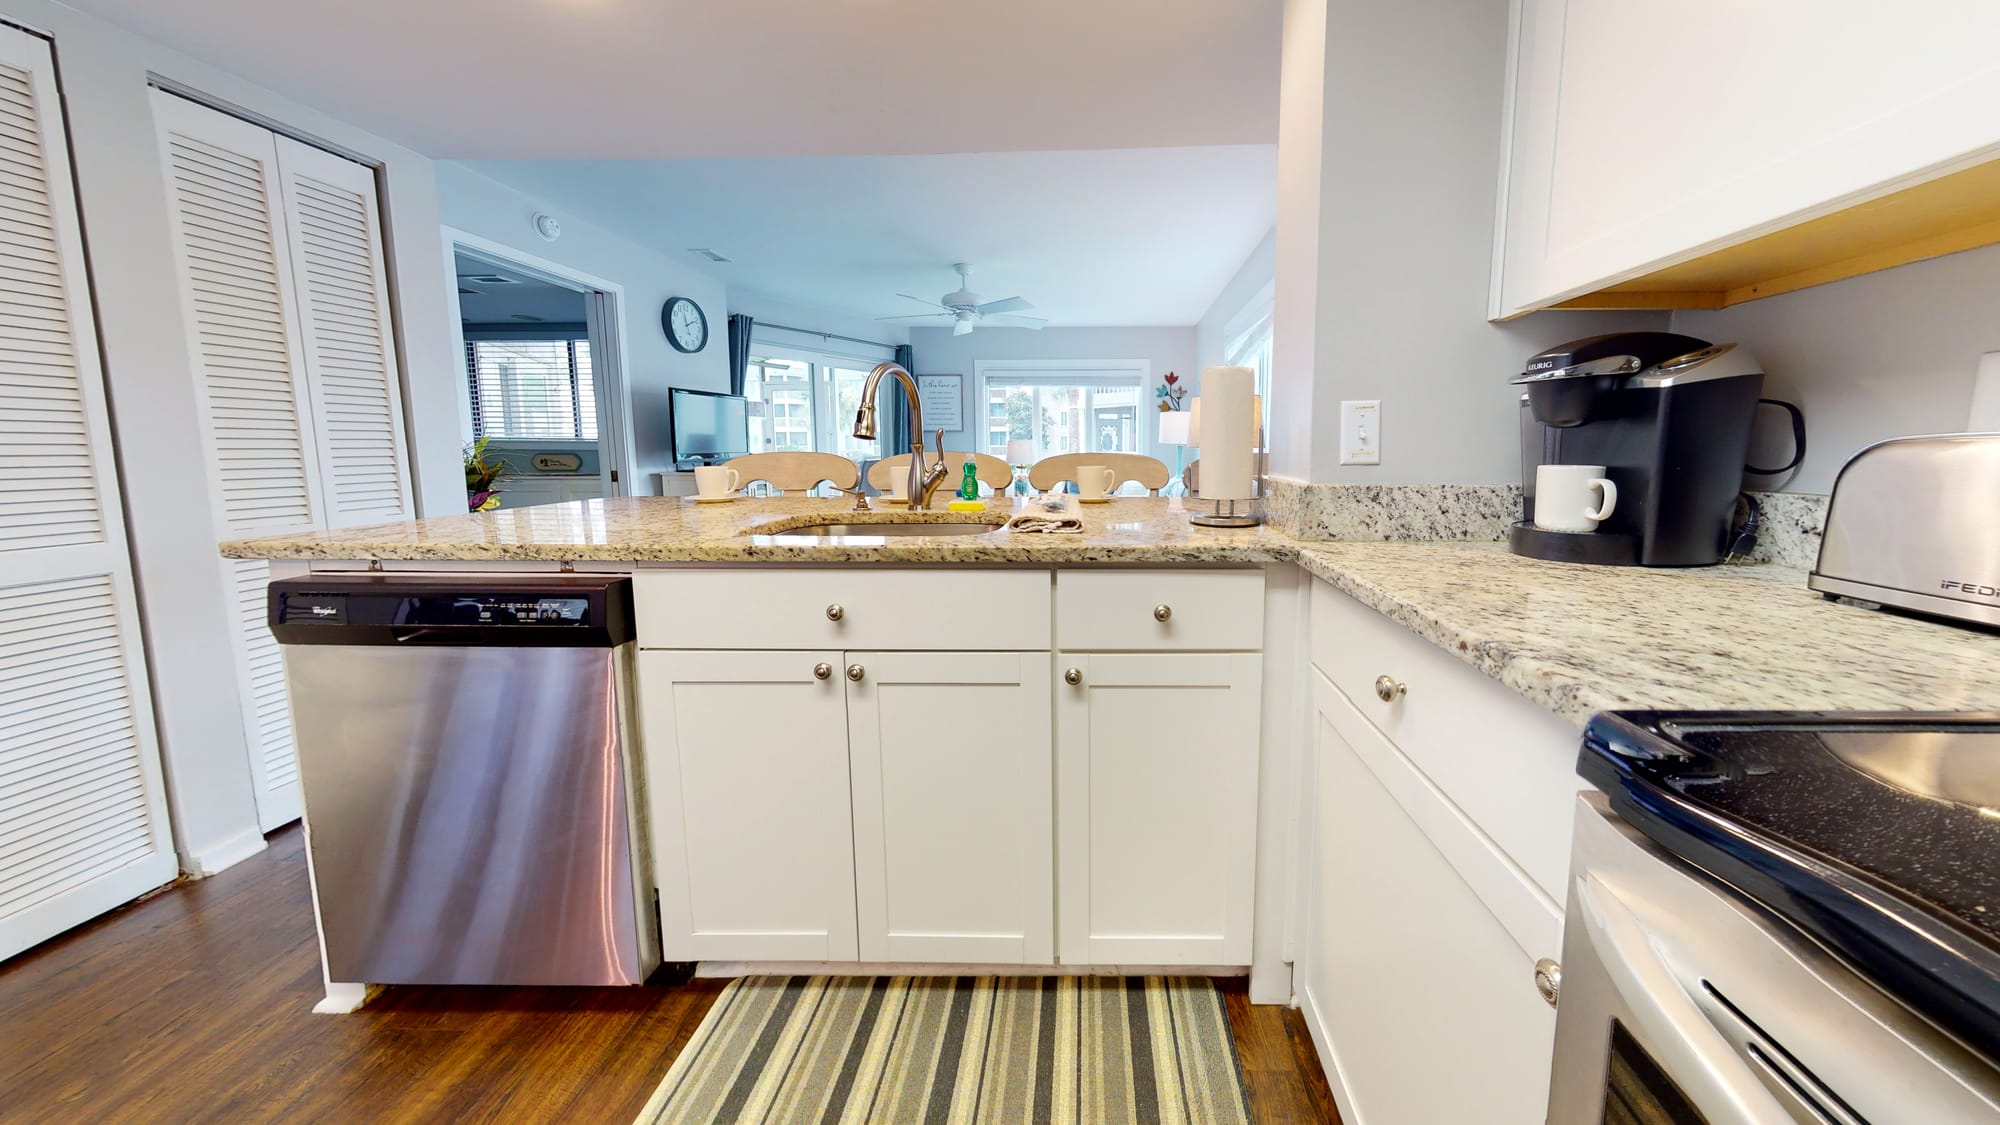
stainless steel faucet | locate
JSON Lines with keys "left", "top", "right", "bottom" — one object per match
{"left": 853, "top": 361, "right": 950, "bottom": 508}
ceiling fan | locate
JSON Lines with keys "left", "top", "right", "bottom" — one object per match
{"left": 877, "top": 263, "right": 1049, "bottom": 336}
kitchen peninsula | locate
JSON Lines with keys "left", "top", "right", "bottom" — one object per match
{"left": 225, "top": 494, "right": 2000, "bottom": 1124}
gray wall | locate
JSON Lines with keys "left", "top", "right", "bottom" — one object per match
{"left": 437, "top": 162, "right": 731, "bottom": 493}
{"left": 1673, "top": 243, "right": 2000, "bottom": 493}
{"left": 1273, "top": 0, "right": 1661, "bottom": 485}
{"left": 1196, "top": 227, "right": 1276, "bottom": 371}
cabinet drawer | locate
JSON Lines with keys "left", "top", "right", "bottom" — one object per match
{"left": 635, "top": 568, "right": 1051, "bottom": 650}
{"left": 1055, "top": 569, "right": 1264, "bottom": 651}
{"left": 1309, "top": 578, "right": 1585, "bottom": 902}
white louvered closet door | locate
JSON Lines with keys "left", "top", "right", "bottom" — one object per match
{"left": 0, "top": 27, "right": 178, "bottom": 961}
{"left": 153, "top": 93, "right": 321, "bottom": 831}
{"left": 272, "top": 137, "right": 412, "bottom": 528}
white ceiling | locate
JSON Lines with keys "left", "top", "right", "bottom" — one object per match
{"left": 67, "top": 0, "right": 1280, "bottom": 158}
{"left": 453, "top": 251, "right": 590, "bottom": 325}
{"left": 465, "top": 146, "right": 1277, "bottom": 325}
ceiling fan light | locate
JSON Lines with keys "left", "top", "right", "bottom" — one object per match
{"left": 953, "top": 319, "right": 975, "bottom": 336}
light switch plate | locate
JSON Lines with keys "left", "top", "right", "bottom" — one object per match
{"left": 1970, "top": 351, "right": 2000, "bottom": 431}
{"left": 1339, "top": 400, "right": 1381, "bottom": 466}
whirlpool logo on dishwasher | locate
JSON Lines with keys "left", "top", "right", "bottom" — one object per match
{"left": 1940, "top": 579, "right": 2000, "bottom": 601}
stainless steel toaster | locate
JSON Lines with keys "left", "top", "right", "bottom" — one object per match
{"left": 1810, "top": 434, "right": 2000, "bottom": 627}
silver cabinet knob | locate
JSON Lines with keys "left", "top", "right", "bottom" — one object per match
{"left": 1374, "top": 674, "right": 1407, "bottom": 703}
{"left": 1064, "top": 667, "right": 1083, "bottom": 686}
{"left": 846, "top": 663, "right": 866, "bottom": 682}
{"left": 813, "top": 662, "right": 833, "bottom": 681}
{"left": 1152, "top": 604, "right": 1173, "bottom": 623}
{"left": 1534, "top": 958, "right": 1561, "bottom": 1008}
{"left": 825, "top": 604, "right": 845, "bottom": 622}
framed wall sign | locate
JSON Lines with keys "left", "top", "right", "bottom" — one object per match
{"left": 916, "top": 374, "right": 964, "bottom": 432}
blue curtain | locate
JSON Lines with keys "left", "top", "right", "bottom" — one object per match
{"left": 726, "top": 315, "right": 753, "bottom": 395}
{"left": 881, "top": 344, "right": 915, "bottom": 456}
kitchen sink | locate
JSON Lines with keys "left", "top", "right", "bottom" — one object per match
{"left": 768, "top": 521, "right": 1000, "bottom": 537}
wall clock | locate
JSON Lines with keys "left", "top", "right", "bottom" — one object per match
{"left": 662, "top": 296, "right": 708, "bottom": 353}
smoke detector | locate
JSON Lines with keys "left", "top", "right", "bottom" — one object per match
{"left": 533, "top": 212, "right": 561, "bottom": 242}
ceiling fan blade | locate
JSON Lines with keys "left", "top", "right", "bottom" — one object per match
{"left": 987, "top": 314, "right": 1047, "bottom": 329}
{"left": 975, "top": 296, "right": 1033, "bottom": 315}
{"left": 898, "top": 293, "right": 950, "bottom": 310}
{"left": 953, "top": 319, "right": 975, "bottom": 336}
{"left": 875, "top": 313, "right": 953, "bottom": 321}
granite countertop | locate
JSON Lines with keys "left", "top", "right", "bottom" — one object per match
{"left": 219, "top": 495, "right": 1307, "bottom": 564}
{"left": 221, "top": 497, "right": 2000, "bottom": 728}
{"left": 1296, "top": 541, "right": 2000, "bottom": 727}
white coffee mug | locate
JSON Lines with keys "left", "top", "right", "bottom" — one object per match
{"left": 1076, "top": 465, "right": 1116, "bottom": 499}
{"left": 883, "top": 474, "right": 906, "bottom": 500}
{"left": 693, "top": 465, "right": 740, "bottom": 498}
{"left": 1534, "top": 464, "right": 1618, "bottom": 533}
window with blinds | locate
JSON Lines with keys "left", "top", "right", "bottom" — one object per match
{"left": 466, "top": 338, "right": 596, "bottom": 440}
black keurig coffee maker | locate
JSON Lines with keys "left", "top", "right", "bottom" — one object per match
{"left": 1511, "top": 332, "right": 1763, "bottom": 566}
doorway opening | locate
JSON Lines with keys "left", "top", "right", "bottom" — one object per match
{"left": 447, "top": 240, "right": 631, "bottom": 509}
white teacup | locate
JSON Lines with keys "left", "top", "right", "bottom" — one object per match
{"left": 1534, "top": 464, "right": 1618, "bottom": 533}
{"left": 883, "top": 474, "right": 906, "bottom": 501}
{"left": 693, "top": 465, "right": 740, "bottom": 499}
{"left": 1076, "top": 465, "right": 1116, "bottom": 499}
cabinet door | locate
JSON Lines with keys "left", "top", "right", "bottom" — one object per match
{"left": 1300, "top": 674, "right": 1557, "bottom": 1125}
{"left": 1055, "top": 652, "right": 1260, "bottom": 965}
{"left": 637, "top": 650, "right": 857, "bottom": 961}
{"left": 846, "top": 652, "right": 1052, "bottom": 963}
{"left": 1496, "top": 0, "right": 2000, "bottom": 315}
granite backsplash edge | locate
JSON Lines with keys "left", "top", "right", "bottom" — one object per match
{"left": 1261, "top": 480, "right": 1826, "bottom": 569}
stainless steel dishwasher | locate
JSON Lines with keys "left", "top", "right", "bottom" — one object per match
{"left": 268, "top": 575, "right": 657, "bottom": 986}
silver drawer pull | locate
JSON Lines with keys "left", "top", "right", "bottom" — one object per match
{"left": 825, "top": 604, "right": 845, "bottom": 622}
{"left": 813, "top": 663, "right": 833, "bottom": 681}
{"left": 1152, "top": 604, "right": 1172, "bottom": 623}
{"left": 1374, "top": 675, "right": 1407, "bottom": 703}
{"left": 846, "top": 663, "right": 866, "bottom": 682}
{"left": 1064, "top": 667, "right": 1083, "bottom": 686}
{"left": 1534, "top": 958, "right": 1561, "bottom": 1007}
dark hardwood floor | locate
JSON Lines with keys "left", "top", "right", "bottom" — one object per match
{"left": 0, "top": 827, "right": 1339, "bottom": 1123}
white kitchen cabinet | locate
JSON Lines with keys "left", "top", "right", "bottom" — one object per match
{"left": 845, "top": 652, "right": 1052, "bottom": 963}
{"left": 1302, "top": 671, "right": 1559, "bottom": 1125}
{"left": 638, "top": 650, "right": 858, "bottom": 962}
{"left": 1055, "top": 652, "right": 1261, "bottom": 965}
{"left": 1494, "top": 0, "right": 2000, "bottom": 316}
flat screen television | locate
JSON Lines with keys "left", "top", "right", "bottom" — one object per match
{"left": 669, "top": 388, "right": 750, "bottom": 465}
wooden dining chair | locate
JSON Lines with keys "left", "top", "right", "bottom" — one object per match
{"left": 1027, "top": 452, "right": 1172, "bottom": 496}
{"left": 720, "top": 452, "right": 859, "bottom": 493}
{"left": 868, "top": 451, "right": 1013, "bottom": 495}
{"left": 1183, "top": 458, "right": 1200, "bottom": 495}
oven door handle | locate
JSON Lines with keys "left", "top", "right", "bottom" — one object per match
{"left": 1579, "top": 873, "right": 1803, "bottom": 1125}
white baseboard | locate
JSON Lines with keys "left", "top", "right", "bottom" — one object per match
{"left": 180, "top": 826, "right": 268, "bottom": 878}
{"left": 1297, "top": 979, "right": 1364, "bottom": 1125}
{"left": 695, "top": 961, "right": 1253, "bottom": 981}
{"left": 312, "top": 982, "right": 377, "bottom": 1014}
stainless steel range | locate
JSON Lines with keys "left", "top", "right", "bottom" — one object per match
{"left": 1550, "top": 712, "right": 2000, "bottom": 1123}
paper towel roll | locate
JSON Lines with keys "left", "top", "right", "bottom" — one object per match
{"left": 1197, "top": 366, "right": 1255, "bottom": 501}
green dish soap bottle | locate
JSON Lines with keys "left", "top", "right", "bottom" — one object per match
{"left": 958, "top": 459, "right": 979, "bottom": 501}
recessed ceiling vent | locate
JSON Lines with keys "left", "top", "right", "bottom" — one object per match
{"left": 460, "top": 274, "right": 520, "bottom": 286}
{"left": 687, "top": 248, "right": 732, "bottom": 263}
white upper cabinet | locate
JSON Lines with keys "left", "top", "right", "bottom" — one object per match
{"left": 1493, "top": 0, "right": 2000, "bottom": 317}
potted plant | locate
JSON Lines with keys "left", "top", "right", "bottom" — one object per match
{"left": 464, "top": 437, "right": 509, "bottom": 512}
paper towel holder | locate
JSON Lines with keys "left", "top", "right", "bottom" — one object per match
{"left": 1191, "top": 497, "right": 1261, "bottom": 528}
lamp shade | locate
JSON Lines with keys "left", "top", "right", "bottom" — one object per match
{"left": 1157, "top": 411, "right": 1191, "bottom": 446}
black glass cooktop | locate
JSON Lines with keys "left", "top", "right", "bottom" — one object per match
{"left": 1582, "top": 711, "right": 2000, "bottom": 1065}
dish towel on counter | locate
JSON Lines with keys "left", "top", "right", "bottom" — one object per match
{"left": 1006, "top": 509, "right": 1084, "bottom": 534}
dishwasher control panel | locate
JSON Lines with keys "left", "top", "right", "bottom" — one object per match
{"left": 269, "top": 577, "right": 633, "bottom": 646}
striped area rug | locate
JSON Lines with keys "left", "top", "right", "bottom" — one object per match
{"left": 635, "top": 975, "right": 1253, "bottom": 1125}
